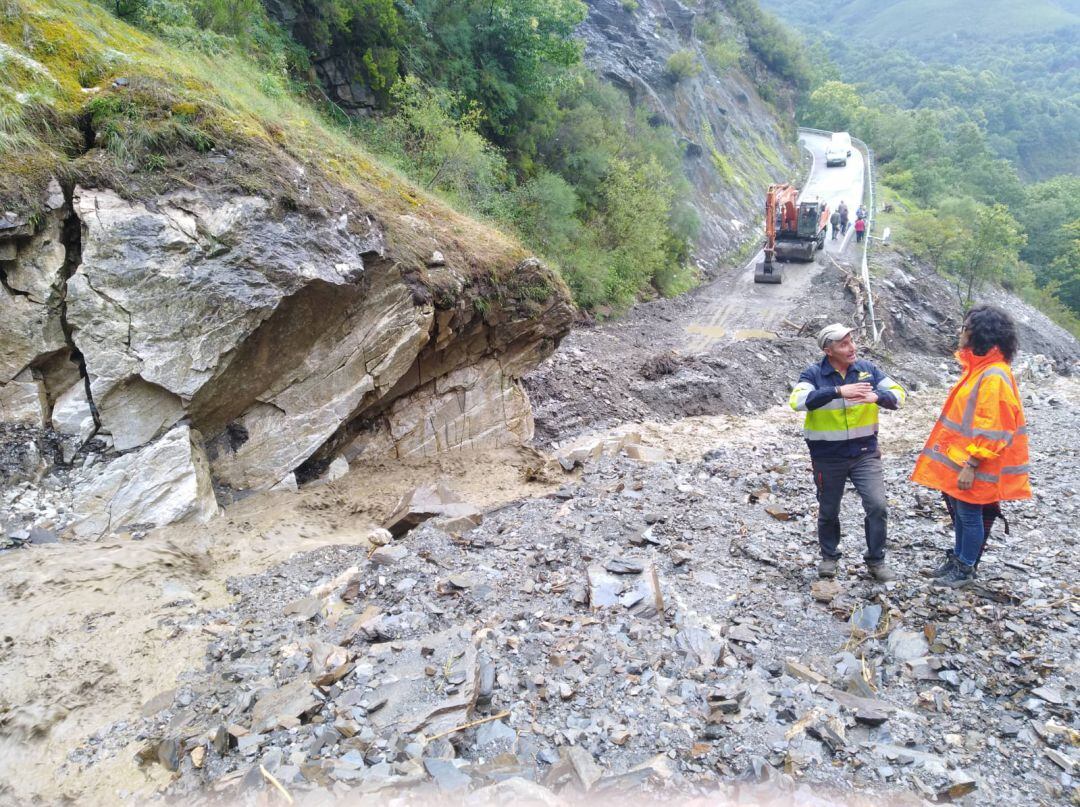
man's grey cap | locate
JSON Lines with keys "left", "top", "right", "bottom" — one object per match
{"left": 817, "top": 323, "right": 855, "bottom": 349}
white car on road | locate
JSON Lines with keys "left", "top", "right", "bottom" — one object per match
{"left": 826, "top": 131, "right": 853, "bottom": 167}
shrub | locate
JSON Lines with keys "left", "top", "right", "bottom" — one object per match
{"left": 666, "top": 50, "right": 702, "bottom": 83}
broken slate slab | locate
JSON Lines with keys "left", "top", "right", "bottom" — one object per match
{"left": 384, "top": 484, "right": 481, "bottom": 537}
{"left": 249, "top": 678, "right": 320, "bottom": 733}
{"left": 475, "top": 719, "right": 517, "bottom": 750}
{"left": 587, "top": 563, "right": 663, "bottom": 617}
{"left": 850, "top": 604, "right": 883, "bottom": 633}
{"left": 783, "top": 660, "right": 829, "bottom": 686}
{"left": 605, "top": 557, "right": 645, "bottom": 574}
{"left": 365, "top": 626, "right": 478, "bottom": 737}
{"left": 886, "top": 629, "right": 929, "bottom": 663}
{"left": 370, "top": 544, "right": 408, "bottom": 566}
{"left": 564, "top": 745, "right": 604, "bottom": 791}
{"left": 424, "top": 758, "right": 472, "bottom": 793}
{"left": 1030, "top": 685, "right": 1065, "bottom": 705}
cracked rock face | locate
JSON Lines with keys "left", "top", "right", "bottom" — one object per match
{"left": 67, "top": 187, "right": 380, "bottom": 456}
{"left": 1, "top": 180, "right": 571, "bottom": 534}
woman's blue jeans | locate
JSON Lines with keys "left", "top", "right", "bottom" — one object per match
{"left": 946, "top": 495, "right": 985, "bottom": 567}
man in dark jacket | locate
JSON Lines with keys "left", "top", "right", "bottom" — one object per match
{"left": 789, "top": 324, "right": 907, "bottom": 581}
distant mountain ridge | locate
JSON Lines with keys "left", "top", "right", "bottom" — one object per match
{"left": 761, "top": 0, "right": 1079, "bottom": 45}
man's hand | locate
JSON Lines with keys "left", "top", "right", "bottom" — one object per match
{"left": 850, "top": 391, "right": 880, "bottom": 405}
{"left": 958, "top": 465, "right": 975, "bottom": 490}
{"left": 838, "top": 382, "right": 872, "bottom": 399}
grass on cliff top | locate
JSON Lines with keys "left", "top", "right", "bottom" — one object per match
{"left": 0, "top": 0, "right": 544, "bottom": 291}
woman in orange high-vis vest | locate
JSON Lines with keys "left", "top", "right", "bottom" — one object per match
{"left": 911, "top": 305, "right": 1031, "bottom": 588}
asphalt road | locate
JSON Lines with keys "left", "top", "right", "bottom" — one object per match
{"left": 685, "top": 130, "right": 865, "bottom": 350}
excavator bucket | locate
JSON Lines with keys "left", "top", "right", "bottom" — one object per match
{"left": 754, "top": 259, "right": 783, "bottom": 284}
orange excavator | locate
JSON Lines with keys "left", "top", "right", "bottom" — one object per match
{"left": 754, "top": 183, "right": 829, "bottom": 284}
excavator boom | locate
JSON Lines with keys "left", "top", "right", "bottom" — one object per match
{"left": 755, "top": 183, "right": 798, "bottom": 284}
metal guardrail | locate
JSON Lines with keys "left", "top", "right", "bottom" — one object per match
{"left": 797, "top": 127, "right": 881, "bottom": 344}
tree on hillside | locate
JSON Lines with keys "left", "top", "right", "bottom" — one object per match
{"left": 943, "top": 204, "right": 1026, "bottom": 310}
{"left": 1042, "top": 220, "right": 1080, "bottom": 314}
{"left": 1017, "top": 176, "right": 1080, "bottom": 267}
{"left": 902, "top": 210, "right": 964, "bottom": 269}
{"left": 800, "top": 80, "right": 863, "bottom": 133}
{"left": 402, "top": 0, "right": 587, "bottom": 137}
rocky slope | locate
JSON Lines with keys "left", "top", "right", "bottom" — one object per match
{"left": 0, "top": 0, "right": 572, "bottom": 541}
{"left": 579, "top": 0, "right": 800, "bottom": 266}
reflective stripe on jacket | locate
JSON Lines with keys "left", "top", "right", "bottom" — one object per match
{"left": 790, "top": 357, "right": 906, "bottom": 459}
{"left": 910, "top": 347, "right": 1031, "bottom": 504}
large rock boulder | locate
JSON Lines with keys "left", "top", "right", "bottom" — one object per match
{"left": 1, "top": 173, "right": 572, "bottom": 535}
{"left": 60, "top": 186, "right": 570, "bottom": 492}
{"left": 70, "top": 425, "right": 219, "bottom": 538}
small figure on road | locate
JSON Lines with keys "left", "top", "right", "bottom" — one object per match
{"left": 911, "top": 306, "right": 1031, "bottom": 589}
{"left": 854, "top": 216, "right": 866, "bottom": 243}
{"left": 790, "top": 324, "right": 907, "bottom": 582}
{"left": 838, "top": 201, "right": 849, "bottom": 234}
{"left": 856, "top": 204, "right": 867, "bottom": 221}
{"left": 830, "top": 209, "right": 841, "bottom": 240}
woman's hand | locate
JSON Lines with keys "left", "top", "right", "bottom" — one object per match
{"left": 958, "top": 465, "right": 975, "bottom": 490}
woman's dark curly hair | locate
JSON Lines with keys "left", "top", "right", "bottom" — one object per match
{"left": 964, "top": 304, "right": 1018, "bottom": 363}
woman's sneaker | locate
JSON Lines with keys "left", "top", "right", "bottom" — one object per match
{"left": 931, "top": 562, "right": 975, "bottom": 589}
{"left": 923, "top": 550, "right": 959, "bottom": 579}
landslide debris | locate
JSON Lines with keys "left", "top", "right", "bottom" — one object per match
{"left": 80, "top": 376, "right": 1080, "bottom": 806}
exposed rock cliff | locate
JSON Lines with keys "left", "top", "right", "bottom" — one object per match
{"left": 579, "top": 0, "right": 799, "bottom": 267}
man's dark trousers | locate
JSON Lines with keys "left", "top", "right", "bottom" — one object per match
{"left": 811, "top": 452, "right": 887, "bottom": 564}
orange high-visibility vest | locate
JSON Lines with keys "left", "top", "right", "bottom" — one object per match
{"left": 911, "top": 347, "right": 1031, "bottom": 504}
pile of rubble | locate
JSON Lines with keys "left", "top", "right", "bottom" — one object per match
{"left": 71, "top": 381, "right": 1078, "bottom": 806}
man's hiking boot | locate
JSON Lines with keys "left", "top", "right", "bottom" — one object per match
{"left": 923, "top": 550, "right": 959, "bottom": 579}
{"left": 931, "top": 562, "right": 975, "bottom": 589}
{"left": 818, "top": 558, "right": 838, "bottom": 578}
{"left": 867, "top": 563, "right": 896, "bottom": 582}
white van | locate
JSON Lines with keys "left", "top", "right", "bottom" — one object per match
{"left": 826, "top": 131, "right": 853, "bottom": 167}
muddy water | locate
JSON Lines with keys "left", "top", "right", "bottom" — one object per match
{"left": 0, "top": 445, "right": 559, "bottom": 804}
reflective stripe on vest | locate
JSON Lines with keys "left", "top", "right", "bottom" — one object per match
{"left": 876, "top": 375, "right": 907, "bottom": 406}
{"left": 919, "top": 448, "right": 1030, "bottom": 483}
{"left": 803, "top": 400, "right": 878, "bottom": 441}
{"left": 789, "top": 382, "right": 814, "bottom": 411}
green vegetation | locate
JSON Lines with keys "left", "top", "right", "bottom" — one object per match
{"left": 721, "top": 0, "right": 812, "bottom": 92}
{"left": 751, "top": 0, "right": 1080, "bottom": 326}
{"left": 666, "top": 50, "right": 702, "bottom": 83}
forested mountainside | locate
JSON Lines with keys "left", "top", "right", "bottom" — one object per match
{"left": 758, "top": 0, "right": 1080, "bottom": 329}
{"left": 761, "top": 0, "right": 1080, "bottom": 182}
